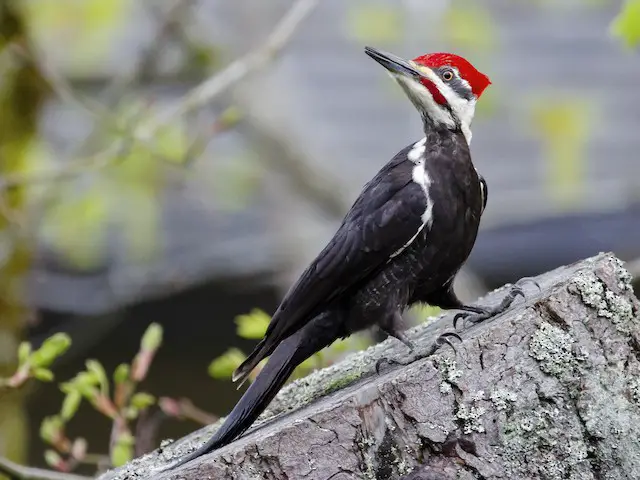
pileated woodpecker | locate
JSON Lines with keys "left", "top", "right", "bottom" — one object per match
{"left": 157, "top": 46, "right": 527, "bottom": 473}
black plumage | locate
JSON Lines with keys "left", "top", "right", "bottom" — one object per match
{"left": 157, "top": 46, "right": 525, "bottom": 473}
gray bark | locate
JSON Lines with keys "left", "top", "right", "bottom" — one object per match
{"left": 99, "top": 252, "right": 640, "bottom": 480}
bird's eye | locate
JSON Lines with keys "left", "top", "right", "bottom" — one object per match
{"left": 442, "top": 70, "right": 454, "bottom": 81}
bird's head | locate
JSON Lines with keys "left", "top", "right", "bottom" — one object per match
{"left": 365, "top": 46, "right": 491, "bottom": 143}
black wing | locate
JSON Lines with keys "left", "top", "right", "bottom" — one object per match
{"left": 233, "top": 154, "right": 428, "bottom": 383}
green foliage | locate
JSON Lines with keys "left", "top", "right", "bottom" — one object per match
{"left": 235, "top": 309, "right": 271, "bottom": 339}
{"left": 113, "top": 363, "right": 130, "bottom": 385}
{"left": 208, "top": 348, "right": 246, "bottom": 380}
{"left": 29, "top": 333, "right": 72, "bottom": 369}
{"left": 41, "top": 323, "right": 163, "bottom": 471}
{"left": 39, "top": 416, "right": 64, "bottom": 445}
{"left": 61, "top": 391, "right": 82, "bottom": 421}
{"left": 611, "top": 0, "right": 640, "bottom": 48}
{"left": 110, "top": 431, "right": 135, "bottom": 468}
{"left": 141, "top": 323, "right": 163, "bottom": 352}
{"left": 0, "top": 333, "right": 72, "bottom": 390}
{"left": 44, "top": 449, "right": 63, "bottom": 470}
{"left": 130, "top": 392, "right": 155, "bottom": 410}
{"left": 208, "top": 308, "right": 373, "bottom": 385}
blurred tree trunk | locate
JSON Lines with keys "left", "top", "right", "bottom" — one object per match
{"left": 0, "top": 1, "right": 49, "bottom": 475}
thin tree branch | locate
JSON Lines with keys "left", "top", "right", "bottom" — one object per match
{"left": 0, "top": 456, "right": 91, "bottom": 480}
{"left": 139, "top": 0, "right": 318, "bottom": 137}
{"left": 0, "top": 0, "right": 317, "bottom": 194}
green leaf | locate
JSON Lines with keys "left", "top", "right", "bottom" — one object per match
{"left": 40, "top": 416, "right": 64, "bottom": 444}
{"left": 123, "top": 406, "right": 140, "bottom": 420}
{"left": 30, "top": 333, "right": 71, "bottom": 368}
{"left": 44, "top": 449, "right": 62, "bottom": 469}
{"left": 113, "top": 363, "right": 130, "bottom": 384}
{"left": 611, "top": 0, "right": 640, "bottom": 48}
{"left": 346, "top": 4, "right": 403, "bottom": 43}
{"left": 86, "top": 359, "right": 109, "bottom": 395}
{"left": 235, "top": 309, "right": 270, "bottom": 340}
{"left": 130, "top": 392, "right": 156, "bottom": 410}
{"left": 17, "top": 342, "right": 31, "bottom": 365}
{"left": 61, "top": 391, "right": 82, "bottom": 421}
{"left": 208, "top": 348, "right": 246, "bottom": 380}
{"left": 33, "top": 368, "right": 54, "bottom": 382}
{"left": 141, "top": 323, "right": 163, "bottom": 352}
{"left": 110, "top": 431, "right": 135, "bottom": 467}
{"left": 69, "top": 371, "right": 101, "bottom": 399}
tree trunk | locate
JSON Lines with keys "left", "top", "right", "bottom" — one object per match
{"left": 100, "top": 252, "right": 640, "bottom": 480}
{"left": 0, "top": 1, "right": 48, "bottom": 474}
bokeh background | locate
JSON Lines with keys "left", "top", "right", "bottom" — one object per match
{"left": 1, "top": 0, "right": 639, "bottom": 476}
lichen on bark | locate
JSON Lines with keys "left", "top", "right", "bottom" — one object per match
{"left": 98, "top": 253, "right": 640, "bottom": 480}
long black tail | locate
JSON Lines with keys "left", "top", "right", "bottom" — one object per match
{"left": 161, "top": 309, "right": 345, "bottom": 472}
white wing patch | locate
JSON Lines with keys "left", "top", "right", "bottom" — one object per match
{"left": 407, "top": 137, "right": 426, "bottom": 163}
{"left": 390, "top": 139, "right": 433, "bottom": 259}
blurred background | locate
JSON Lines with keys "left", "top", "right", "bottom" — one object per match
{"left": 0, "top": 0, "right": 639, "bottom": 476}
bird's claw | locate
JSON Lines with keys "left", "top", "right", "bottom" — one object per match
{"left": 436, "top": 331, "right": 462, "bottom": 353}
{"left": 375, "top": 332, "right": 461, "bottom": 376}
{"left": 453, "top": 277, "right": 539, "bottom": 331}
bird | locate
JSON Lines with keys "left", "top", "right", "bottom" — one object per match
{"left": 156, "top": 46, "right": 529, "bottom": 473}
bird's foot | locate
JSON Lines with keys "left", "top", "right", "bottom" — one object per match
{"left": 375, "top": 332, "right": 461, "bottom": 375}
{"left": 453, "top": 277, "right": 540, "bottom": 330}
{"left": 384, "top": 329, "right": 416, "bottom": 353}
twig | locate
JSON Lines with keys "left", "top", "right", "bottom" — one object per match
{"left": 0, "top": 456, "right": 91, "bottom": 480}
{"left": 64, "top": 0, "right": 194, "bottom": 161}
{"left": 138, "top": 0, "right": 318, "bottom": 137}
{"left": 158, "top": 396, "right": 218, "bottom": 426}
{"left": 0, "top": 0, "right": 317, "bottom": 193}
{"left": 0, "top": 139, "right": 126, "bottom": 191}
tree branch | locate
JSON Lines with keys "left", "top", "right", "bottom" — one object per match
{"left": 0, "top": 0, "right": 318, "bottom": 195}
{"left": 0, "top": 457, "right": 91, "bottom": 480}
{"left": 149, "top": 0, "right": 318, "bottom": 130}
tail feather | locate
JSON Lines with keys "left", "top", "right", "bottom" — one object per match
{"left": 231, "top": 338, "right": 273, "bottom": 387}
{"left": 159, "top": 309, "right": 345, "bottom": 473}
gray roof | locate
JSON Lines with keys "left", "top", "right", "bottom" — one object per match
{"left": 28, "top": 0, "right": 640, "bottom": 313}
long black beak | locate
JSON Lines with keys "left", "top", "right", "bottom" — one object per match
{"left": 364, "top": 46, "right": 422, "bottom": 79}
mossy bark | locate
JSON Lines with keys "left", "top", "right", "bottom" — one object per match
{"left": 99, "top": 253, "right": 640, "bottom": 480}
{"left": 0, "top": 1, "right": 48, "bottom": 474}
